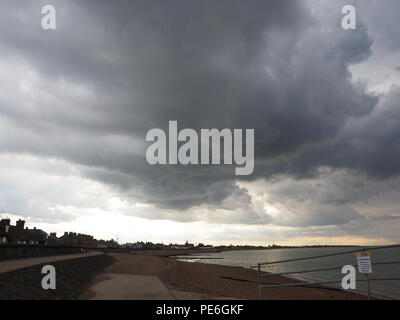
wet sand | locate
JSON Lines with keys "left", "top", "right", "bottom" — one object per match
{"left": 101, "top": 252, "right": 367, "bottom": 300}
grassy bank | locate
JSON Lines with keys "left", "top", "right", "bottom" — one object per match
{"left": 0, "top": 253, "right": 114, "bottom": 300}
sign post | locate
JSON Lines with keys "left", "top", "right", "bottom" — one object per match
{"left": 356, "top": 251, "right": 373, "bottom": 299}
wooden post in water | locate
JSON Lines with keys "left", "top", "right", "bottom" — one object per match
{"left": 257, "top": 264, "right": 261, "bottom": 298}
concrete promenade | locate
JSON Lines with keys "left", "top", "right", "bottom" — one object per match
{"left": 0, "top": 251, "right": 102, "bottom": 274}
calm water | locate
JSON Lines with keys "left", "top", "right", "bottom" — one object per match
{"left": 176, "top": 246, "right": 400, "bottom": 299}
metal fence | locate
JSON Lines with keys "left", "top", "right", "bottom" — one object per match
{"left": 256, "top": 244, "right": 400, "bottom": 299}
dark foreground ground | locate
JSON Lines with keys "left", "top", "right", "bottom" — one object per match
{"left": 0, "top": 253, "right": 114, "bottom": 300}
{"left": 0, "top": 250, "right": 369, "bottom": 300}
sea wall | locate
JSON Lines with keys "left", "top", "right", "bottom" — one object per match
{"left": 0, "top": 253, "right": 114, "bottom": 299}
{"left": 0, "top": 245, "right": 82, "bottom": 261}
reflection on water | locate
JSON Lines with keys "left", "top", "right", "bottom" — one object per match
{"left": 176, "top": 246, "right": 400, "bottom": 299}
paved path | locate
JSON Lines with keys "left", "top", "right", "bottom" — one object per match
{"left": 89, "top": 274, "right": 175, "bottom": 300}
{"left": 0, "top": 251, "right": 102, "bottom": 274}
{"left": 86, "top": 273, "right": 238, "bottom": 300}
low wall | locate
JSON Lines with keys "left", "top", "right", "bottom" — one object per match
{"left": 0, "top": 245, "right": 82, "bottom": 261}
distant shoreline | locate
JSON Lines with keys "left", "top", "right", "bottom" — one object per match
{"left": 125, "top": 244, "right": 367, "bottom": 258}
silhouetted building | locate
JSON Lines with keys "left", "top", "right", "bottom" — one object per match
{"left": 59, "top": 232, "right": 98, "bottom": 248}
{"left": 0, "top": 219, "right": 48, "bottom": 245}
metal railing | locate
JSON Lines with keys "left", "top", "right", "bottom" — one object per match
{"left": 256, "top": 244, "right": 400, "bottom": 299}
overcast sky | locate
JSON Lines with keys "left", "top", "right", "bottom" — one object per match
{"left": 1, "top": 0, "right": 400, "bottom": 245}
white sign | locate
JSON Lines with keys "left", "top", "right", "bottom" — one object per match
{"left": 356, "top": 251, "right": 372, "bottom": 274}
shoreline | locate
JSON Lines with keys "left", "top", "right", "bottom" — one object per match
{"left": 170, "top": 251, "right": 375, "bottom": 300}
{"left": 95, "top": 251, "right": 368, "bottom": 300}
{"left": 167, "top": 249, "right": 379, "bottom": 300}
{"left": 125, "top": 245, "right": 365, "bottom": 258}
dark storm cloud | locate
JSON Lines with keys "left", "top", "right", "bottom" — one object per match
{"left": 0, "top": 0, "right": 399, "bottom": 225}
{"left": 268, "top": 85, "right": 400, "bottom": 179}
{"left": 356, "top": 0, "right": 400, "bottom": 50}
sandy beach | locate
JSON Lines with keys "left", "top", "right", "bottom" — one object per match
{"left": 84, "top": 250, "right": 367, "bottom": 300}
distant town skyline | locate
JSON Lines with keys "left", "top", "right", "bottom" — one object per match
{"left": 1, "top": 1, "right": 400, "bottom": 246}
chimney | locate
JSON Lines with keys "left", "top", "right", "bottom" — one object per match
{"left": 0, "top": 219, "right": 10, "bottom": 226}
{"left": 16, "top": 219, "right": 25, "bottom": 229}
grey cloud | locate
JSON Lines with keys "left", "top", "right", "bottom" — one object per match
{"left": 289, "top": 205, "right": 362, "bottom": 227}
{"left": 368, "top": 215, "right": 400, "bottom": 221}
{"left": 0, "top": 0, "right": 399, "bottom": 233}
{"left": 273, "top": 86, "right": 400, "bottom": 179}
{"left": 357, "top": 0, "right": 400, "bottom": 50}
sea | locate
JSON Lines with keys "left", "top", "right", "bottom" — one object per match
{"left": 175, "top": 246, "right": 400, "bottom": 299}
